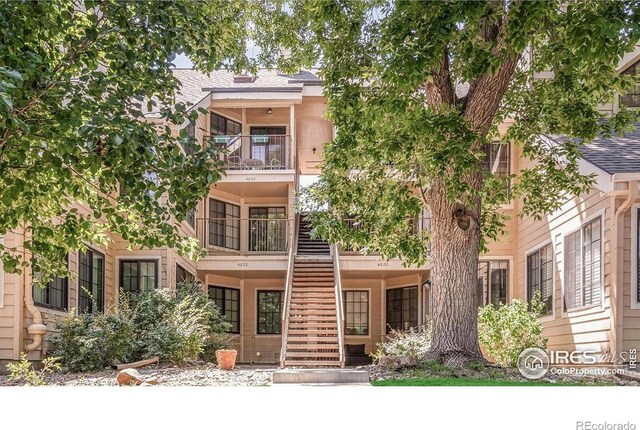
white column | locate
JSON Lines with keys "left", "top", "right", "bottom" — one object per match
{"left": 289, "top": 105, "right": 296, "bottom": 170}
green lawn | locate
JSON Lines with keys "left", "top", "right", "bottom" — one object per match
{"left": 372, "top": 377, "right": 600, "bottom": 386}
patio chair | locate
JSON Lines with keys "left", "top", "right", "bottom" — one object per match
{"left": 227, "top": 155, "right": 242, "bottom": 169}
{"left": 269, "top": 159, "right": 282, "bottom": 169}
{"left": 243, "top": 158, "right": 265, "bottom": 169}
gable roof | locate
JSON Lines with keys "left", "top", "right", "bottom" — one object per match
{"left": 579, "top": 123, "right": 640, "bottom": 175}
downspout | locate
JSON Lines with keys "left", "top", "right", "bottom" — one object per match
{"left": 610, "top": 180, "right": 638, "bottom": 361}
{"left": 22, "top": 244, "right": 47, "bottom": 352}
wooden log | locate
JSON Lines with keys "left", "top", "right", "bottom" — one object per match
{"left": 114, "top": 356, "right": 159, "bottom": 370}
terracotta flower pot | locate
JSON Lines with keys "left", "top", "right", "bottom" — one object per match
{"left": 215, "top": 349, "right": 237, "bottom": 370}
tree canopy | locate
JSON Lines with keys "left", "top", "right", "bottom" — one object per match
{"left": 258, "top": 0, "right": 640, "bottom": 263}
{"left": 0, "top": 0, "right": 259, "bottom": 279}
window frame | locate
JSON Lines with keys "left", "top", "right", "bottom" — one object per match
{"left": 33, "top": 254, "right": 69, "bottom": 312}
{"left": 619, "top": 59, "right": 640, "bottom": 108}
{"left": 175, "top": 263, "right": 196, "bottom": 287}
{"left": 208, "top": 285, "right": 240, "bottom": 334}
{"left": 210, "top": 112, "right": 242, "bottom": 137}
{"left": 343, "top": 290, "right": 370, "bottom": 336}
{"left": 256, "top": 290, "right": 283, "bottom": 335}
{"left": 208, "top": 198, "right": 241, "bottom": 251}
{"left": 78, "top": 246, "right": 105, "bottom": 314}
{"left": 525, "top": 241, "right": 555, "bottom": 319}
{"left": 562, "top": 214, "right": 604, "bottom": 312}
{"left": 119, "top": 259, "right": 160, "bottom": 295}
{"left": 385, "top": 285, "right": 418, "bottom": 334}
{"left": 482, "top": 141, "right": 511, "bottom": 200}
{"left": 477, "top": 258, "right": 511, "bottom": 308}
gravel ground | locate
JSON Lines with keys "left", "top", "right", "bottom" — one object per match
{"left": 0, "top": 363, "right": 276, "bottom": 387}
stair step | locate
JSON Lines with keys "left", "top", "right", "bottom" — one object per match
{"left": 286, "top": 352, "right": 340, "bottom": 358}
{"left": 290, "top": 299, "right": 335, "bottom": 304}
{"left": 293, "top": 275, "right": 334, "bottom": 280}
{"left": 292, "top": 284, "right": 335, "bottom": 288}
{"left": 287, "top": 337, "right": 339, "bottom": 343}
{"left": 284, "top": 360, "right": 341, "bottom": 367}
{"left": 289, "top": 323, "right": 337, "bottom": 329}
{"left": 288, "top": 309, "right": 336, "bottom": 315}
{"left": 291, "top": 304, "right": 336, "bottom": 309}
{"left": 288, "top": 331, "right": 338, "bottom": 337}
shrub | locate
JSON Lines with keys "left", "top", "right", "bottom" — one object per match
{"left": 133, "top": 283, "right": 231, "bottom": 364}
{"left": 52, "top": 299, "right": 137, "bottom": 372}
{"left": 371, "top": 320, "right": 432, "bottom": 365}
{"left": 6, "top": 353, "right": 61, "bottom": 386}
{"left": 478, "top": 295, "right": 548, "bottom": 367}
{"left": 52, "top": 283, "right": 232, "bottom": 371}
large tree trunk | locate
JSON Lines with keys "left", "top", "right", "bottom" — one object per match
{"left": 427, "top": 180, "right": 484, "bottom": 368}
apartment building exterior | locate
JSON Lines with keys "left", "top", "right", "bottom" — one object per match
{"left": 2, "top": 47, "right": 640, "bottom": 368}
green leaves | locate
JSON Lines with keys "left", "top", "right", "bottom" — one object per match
{"left": 0, "top": 0, "right": 257, "bottom": 280}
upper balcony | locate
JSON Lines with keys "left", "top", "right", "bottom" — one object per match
{"left": 209, "top": 134, "right": 292, "bottom": 170}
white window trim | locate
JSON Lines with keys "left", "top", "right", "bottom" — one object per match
{"left": 631, "top": 203, "right": 640, "bottom": 310}
{"left": 525, "top": 240, "right": 556, "bottom": 322}
{"left": 0, "top": 235, "right": 4, "bottom": 309}
{"left": 478, "top": 256, "right": 513, "bottom": 306}
{"left": 560, "top": 210, "right": 605, "bottom": 314}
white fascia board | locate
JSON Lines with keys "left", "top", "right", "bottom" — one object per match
{"left": 577, "top": 157, "right": 613, "bottom": 194}
{"left": 210, "top": 91, "right": 303, "bottom": 102}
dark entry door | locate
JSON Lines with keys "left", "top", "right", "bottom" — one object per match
{"left": 250, "top": 126, "right": 287, "bottom": 167}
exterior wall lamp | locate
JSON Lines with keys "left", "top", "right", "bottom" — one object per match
{"left": 267, "top": 107, "right": 272, "bottom": 115}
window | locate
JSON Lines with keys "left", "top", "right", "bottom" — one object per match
{"left": 620, "top": 60, "right": 640, "bottom": 108}
{"left": 185, "top": 206, "right": 196, "bottom": 230}
{"left": 482, "top": 142, "right": 511, "bottom": 197}
{"left": 175, "top": 264, "right": 195, "bottom": 286}
{"left": 344, "top": 291, "right": 369, "bottom": 335}
{"left": 250, "top": 126, "right": 287, "bottom": 166}
{"left": 33, "top": 256, "right": 69, "bottom": 311}
{"left": 120, "top": 260, "right": 158, "bottom": 294}
{"left": 78, "top": 248, "right": 105, "bottom": 314}
{"left": 208, "top": 199, "right": 240, "bottom": 250}
{"left": 477, "top": 260, "right": 509, "bottom": 307}
{"left": 564, "top": 217, "right": 602, "bottom": 310}
{"left": 257, "top": 291, "right": 282, "bottom": 334}
{"left": 210, "top": 112, "right": 241, "bottom": 137}
{"left": 182, "top": 120, "right": 196, "bottom": 155}
{"left": 249, "top": 207, "right": 287, "bottom": 252}
{"left": 386, "top": 286, "right": 418, "bottom": 333}
{"left": 208, "top": 286, "right": 240, "bottom": 333}
{"left": 526, "top": 244, "right": 554, "bottom": 316}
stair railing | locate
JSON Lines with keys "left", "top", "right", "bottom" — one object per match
{"left": 331, "top": 243, "right": 346, "bottom": 367}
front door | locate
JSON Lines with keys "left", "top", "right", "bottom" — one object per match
{"left": 250, "top": 126, "right": 286, "bottom": 167}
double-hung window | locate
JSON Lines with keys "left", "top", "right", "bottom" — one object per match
{"left": 483, "top": 142, "right": 511, "bottom": 198}
{"left": 120, "top": 260, "right": 158, "bottom": 295}
{"left": 386, "top": 286, "right": 418, "bottom": 333}
{"left": 208, "top": 286, "right": 240, "bottom": 333}
{"left": 526, "top": 244, "right": 554, "bottom": 316}
{"left": 344, "top": 291, "right": 369, "bottom": 335}
{"left": 33, "top": 255, "right": 69, "bottom": 311}
{"left": 209, "top": 199, "right": 240, "bottom": 250}
{"left": 257, "top": 291, "right": 282, "bottom": 334}
{"left": 477, "top": 260, "right": 509, "bottom": 307}
{"left": 78, "top": 248, "right": 105, "bottom": 314}
{"left": 564, "top": 217, "right": 602, "bottom": 310}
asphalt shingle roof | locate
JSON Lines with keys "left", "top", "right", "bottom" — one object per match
{"left": 170, "top": 68, "right": 320, "bottom": 108}
{"left": 579, "top": 124, "right": 640, "bottom": 174}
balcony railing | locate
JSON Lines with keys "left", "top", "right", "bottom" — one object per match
{"left": 197, "top": 218, "right": 292, "bottom": 255}
{"left": 206, "top": 135, "right": 291, "bottom": 170}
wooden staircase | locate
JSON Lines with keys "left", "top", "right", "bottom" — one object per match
{"left": 282, "top": 216, "right": 343, "bottom": 367}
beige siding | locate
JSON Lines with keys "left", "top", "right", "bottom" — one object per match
{"left": 0, "top": 231, "right": 21, "bottom": 360}
{"left": 622, "top": 203, "right": 640, "bottom": 353}
{"left": 514, "top": 185, "right": 612, "bottom": 354}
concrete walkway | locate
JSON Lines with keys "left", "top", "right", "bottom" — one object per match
{"left": 273, "top": 368, "right": 370, "bottom": 384}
